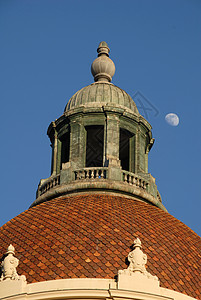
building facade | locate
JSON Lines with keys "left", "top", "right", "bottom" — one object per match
{"left": 0, "top": 42, "right": 200, "bottom": 300}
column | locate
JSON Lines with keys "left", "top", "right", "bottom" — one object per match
{"left": 105, "top": 112, "right": 121, "bottom": 181}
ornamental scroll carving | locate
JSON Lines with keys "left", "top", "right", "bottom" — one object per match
{"left": 118, "top": 238, "right": 158, "bottom": 281}
{"left": 0, "top": 245, "right": 26, "bottom": 281}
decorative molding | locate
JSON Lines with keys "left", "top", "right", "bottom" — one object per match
{"left": 32, "top": 181, "right": 166, "bottom": 211}
{"left": 0, "top": 278, "right": 196, "bottom": 300}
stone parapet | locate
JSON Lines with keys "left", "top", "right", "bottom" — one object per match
{"left": 33, "top": 170, "right": 166, "bottom": 211}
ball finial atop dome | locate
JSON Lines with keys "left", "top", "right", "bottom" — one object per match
{"left": 97, "top": 41, "right": 110, "bottom": 56}
{"left": 91, "top": 41, "right": 115, "bottom": 82}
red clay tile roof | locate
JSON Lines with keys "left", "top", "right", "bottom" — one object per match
{"left": 0, "top": 194, "right": 200, "bottom": 299}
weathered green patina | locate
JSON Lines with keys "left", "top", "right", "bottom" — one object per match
{"left": 32, "top": 42, "right": 166, "bottom": 211}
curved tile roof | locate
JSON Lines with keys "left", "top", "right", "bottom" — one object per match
{"left": 64, "top": 82, "right": 139, "bottom": 114}
{"left": 0, "top": 194, "right": 200, "bottom": 299}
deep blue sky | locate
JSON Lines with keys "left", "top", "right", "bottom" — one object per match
{"left": 0, "top": 0, "right": 200, "bottom": 236}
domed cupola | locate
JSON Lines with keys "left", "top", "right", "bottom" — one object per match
{"left": 65, "top": 42, "right": 139, "bottom": 114}
{"left": 32, "top": 42, "right": 165, "bottom": 211}
{"left": 1, "top": 42, "right": 200, "bottom": 300}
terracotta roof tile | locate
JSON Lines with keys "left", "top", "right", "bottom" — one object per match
{"left": 0, "top": 194, "right": 200, "bottom": 299}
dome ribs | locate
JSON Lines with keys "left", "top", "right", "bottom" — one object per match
{"left": 64, "top": 82, "right": 139, "bottom": 113}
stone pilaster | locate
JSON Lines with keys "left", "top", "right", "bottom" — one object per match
{"left": 105, "top": 113, "right": 120, "bottom": 164}
{"left": 69, "top": 115, "right": 85, "bottom": 168}
{"left": 51, "top": 128, "right": 58, "bottom": 176}
{"left": 56, "top": 139, "right": 62, "bottom": 174}
{"left": 135, "top": 127, "right": 146, "bottom": 174}
{"left": 105, "top": 112, "right": 122, "bottom": 181}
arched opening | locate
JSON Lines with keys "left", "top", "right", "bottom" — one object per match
{"left": 86, "top": 125, "right": 104, "bottom": 167}
{"left": 119, "top": 128, "right": 134, "bottom": 172}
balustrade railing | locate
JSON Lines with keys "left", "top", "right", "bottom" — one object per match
{"left": 122, "top": 171, "right": 148, "bottom": 190}
{"left": 36, "top": 168, "right": 154, "bottom": 199}
{"left": 74, "top": 167, "right": 107, "bottom": 180}
{"left": 37, "top": 174, "right": 60, "bottom": 197}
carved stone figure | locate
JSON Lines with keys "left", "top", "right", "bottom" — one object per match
{"left": 0, "top": 245, "right": 26, "bottom": 281}
{"left": 118, "top": 238, "right": 158, "bottom": 281}
{"left": 127, "top": 238, "right": 147, "bottom": 273}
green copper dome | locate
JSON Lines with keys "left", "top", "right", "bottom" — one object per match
{"left": 65, "top": 42, "right": 138, "bottom": 114}
{"left": 65, "top": 82, "right": 139, "bottom": 114}
{"left": 34, "top": 42, "right": 163, "bottom": 213}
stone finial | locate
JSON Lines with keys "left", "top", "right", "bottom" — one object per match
{"left": 0, "top": 245, "right": 26, "bottom": 281}
{"left": 127, "top": 238, "right": 147, "bottom": 273}
{"left": 91, "top": 41, "right": 115, "bottom": 82}
{"left": 118, "top": 238, "right": 158, "bottom": 281}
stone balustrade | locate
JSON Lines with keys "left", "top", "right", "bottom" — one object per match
{"left": 35, "top": 169, "right": 161, "bottom": 208}
{"left": 122, "top": 171, "right": 148, "bottom": 191}
{"left": 33, "top": 168, "right": 166, "bottom": 211}
{"left": 74, "top": 167, "right": 107, "bottom": 180}
{"left": 37, "top": 174, "right": 60, "bottom": 197}
{"left": 36, "top": 169, "right": 150, "bottom": 197}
